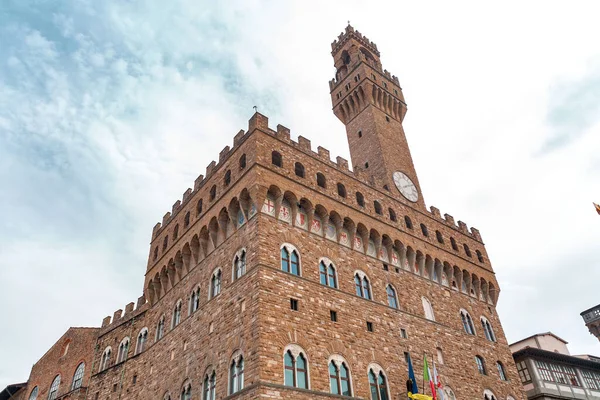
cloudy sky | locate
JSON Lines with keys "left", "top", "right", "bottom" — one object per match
{"left": 1, "top": 0, "right": 599, "bottom": 387}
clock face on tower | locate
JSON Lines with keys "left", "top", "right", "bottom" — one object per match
{"left": 393, "top": 171, "right": 419, "bottom": 202}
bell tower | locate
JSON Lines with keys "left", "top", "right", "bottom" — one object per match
{"left": 329, "top": 25, "right": 425, "bottom": 209}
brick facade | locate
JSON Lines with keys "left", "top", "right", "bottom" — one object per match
{"left": 10, "top": 24, "right": 524, "bottom": 400}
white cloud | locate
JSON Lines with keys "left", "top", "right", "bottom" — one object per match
{"left": 2, "top": 0, "right": 600, "bottom": 387}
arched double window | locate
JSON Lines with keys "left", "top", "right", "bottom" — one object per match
{"left": 135, "top": 328, "right": 148, "bottom": 354}
{"left": 386, "top": 285, "right": 398, "bottom": 309}
{"left": 184, "top": 211, "right": 191, "bottom": 228}
{"left": 374, "top": 201, "right": 383, "bottom": 215}
{"left": 496, "top": 362, "right": 507, "bottom": 381}
{"left": 460, "top": 310, "right": 476, "bottom": 335}
{"left": 476, "top": 355, "right": 487, "bottom": 375}
{"left": 319, "top": 259, "right": 337, "bottom": 288}
{"left": 281, "top": 244, "right": 300, "bottom": 276}
{"left": 239, "top": 154, "right": 246, "bottom": 170}
{"left": 405, "top": 215, "right": 413, "bottom": 229}
{"left": 48, "top": 375, "right": 61, "bottom": 400}
{"left": 71, "top": 363, "right": 85, "bottom": 390}
{"left": 284, "top": 350, "right": 309, "bottom": 389}
{"left": 368, "top": 368, "right": 389, "bottom": 400}
{"left": 337, "top": 183, "right": 347, "bottom": 198}
{"left": 295, "top": 162, "right": 305, "bottom": 178}
{"left": 156, "top": 316, "right": 165, "bottom": 341}
{"left": 388, "top": 208, "right": 397, "bottom": 222}
{"left": 422, "top": 297, "right": 435, "bottom": 321}
{"left": 224, "top": 169, "right": 231, "bottom": 186}
{"left": 100, "top": 347, "right": 111, "bottom": 371}
{"left": 420, "top": 223, "right": 429, "bottom": 237}
{"left": 272, "top": 151, "right": 283, "bottom": 167}
{"left": 172, "top": 301, "right": 182, "bottom": 328}
{"left": 28, "top": 386, "right": 38, "bottom": 400}
{"left": 481, "top": 317, "right": 496, "bottom": 342}
{"left": 117, "top": 337, "right": 130, "bottom": 363}
{"left": 356, "top": 192, "right": 365, "bottom": 207}
{"left": 229, "top": 354, "right": 245, "bottom": 394}
{"left": 210, "top": 269, "right": 222, "bottom": 298}
{"left": 203, "top": 371, "right": 216, "bottom": 400}
{"left": 316, "top": 172, "right": 327, "bottom": 188}
{"left": 329, "top": 359, "right": 352, "bottom": 396}
{"left": 464, "top": 244, "right": 472, "bottom": 257}
{"left": 233, "top": 249, "right": 247, "bottom": 280}
{"left": 354, "top": 272, "right": 372, "bottom": 300}
{"left": 189, "top": 286, "right": 200, "bottom": 315}
{"left": 476, "top": 250, "right": 485, "bottom": 263}
{"left": 483, "top": 389, "right": 497, "bottom": 400}
{"left": 180, "top": 383, "right": 191, "bottom": 400}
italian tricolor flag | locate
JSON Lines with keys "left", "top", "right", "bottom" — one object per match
{"left": 423, "top": 355, "right": 437, "bottom": 400}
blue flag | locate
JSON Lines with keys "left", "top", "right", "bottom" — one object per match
{"left": 407, "top": 353, "right": 418, "bottom": 394}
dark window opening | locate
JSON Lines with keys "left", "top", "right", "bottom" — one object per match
{"left": 450, "top": 237, "right": 458, "bottom": 251}
{"left": 153, "top": 247, "right": 158, "bottom": 261}
{"left": 337, "top": 183, "right": 347, "bottom": 198}
{"left": 272, "top": 151, "right": 283, "bottom": 167}
{"left": 364, "top": 162, "right": 369, "bottom": 169}
{"left": 464, "top": 244, "right": 472, "bottom": 257}
{"left": 389, "top": 208, "right": 397, "bottom": 221}
{"left": 184, "top": 211, "right": 191, "bottom": 228}
{"left": 197, "top": 199, "right": 203, "bottom": 216}
{"left": 385, "top": 116, "right": 390, "bottom": 122}
{"left": 173, "top": 224, "right": 179, "bottom": 240}
{"left": 405, "top": 216, "right": 413, "bottom": 229}
{"left": 401, "top": 328, "right": 408, "bottom": 339}
{"left": 162, "top": 235, "right": 169, "bottom": 251}
{"left": 239, "top": 154, "right": 247, "bottom": 170}
{"left": 358, "top": 130, "right": 362, "bottom": 138}
{"left": 295, "top": 162, "right": 305, "bottom": 178}
{"left": 317, "top": 173, "right": 326, "bottom": 188}
{"left": 210, "top": 185, "right": 217, "bottom": 201}
{"left": 330, "top": 310, "right": 337, "bottom": 322}
{"left": 436, "top": 230, "right": 444, "bottom": 244}
{"left": 476, "top": 250, "right": 484, "bottom": 263}
{"left": 382, "top": 264, "right": 389, "bottom": 271}
{"left": 356, "top": 192, "right": 365, "bottom": 207}
{"left": 420, "top": 223, "right": 428, "bottom": 237}
{"left": 224, "top": 170, "right": 231, "bottom": 186}
{"left": 374, "top": 201, "right": 382, "bottom": 215}
{"left": 383, "top": 184, "right": 389, "bottom": 191}
{"left": 290, "top": 298, "right": 298, "bottom": 311}
{"left": 366, "top": 321, "right": 373, "bottom": 332}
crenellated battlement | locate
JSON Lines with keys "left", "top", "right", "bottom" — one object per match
{"left": 100, "top": 295, "right": 147, "bottom": 330}
{"left": 150, "top": 112, "right": 483, "bottom": 245}
{"left": 331, "top": 24, "right": 379, "bottom": 57}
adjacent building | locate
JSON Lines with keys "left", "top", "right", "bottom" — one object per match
{"left": 582, "top": 305, "right": 600, "bottom": 343}
{"left": 511, "top": 333, "right": 600, "bottom": 400}
{"left": 10, "top": 25, "right": 524, "bottom": 400}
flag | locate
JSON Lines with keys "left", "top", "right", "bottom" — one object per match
{"left": 407, "top": 353, "right": 419, "bottom": 394}
{"left": 423, "top": 355, "right": 436, "bottom": 400}
{"left": 433, "top": 361, "right": 445, "bottom": 400}
{"left": 594, "top": 203, "right": 600, "bottom": 215}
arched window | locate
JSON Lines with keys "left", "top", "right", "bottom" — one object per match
{"left": 476, "top": 356, "right": 487, "bottom": 375}
{"left": 239, "top": 154, "right": 247, "bottom": 170}
{"left": 319, "top": 260, "right": 337, "bottom": 288}
{"left": 229, "top": 355, "right": 244, "bottom": 394}
{"left": 317, "top": 172, "right": 327, "bottom": 188}
{"left": 405, "top": 216, "right": 413, "bottom": 229}
{"left": 162, "top": 235, "right": 169, "bottom": 251}
{"left": 189, "top": 286, "right": 200, "bottom": 314}
{"left": 233, "top": 249, "right": 246, "bottom": 280}
{"left": 28, "top": 387, "right": 38, "bottom": 400}
{"left": 444, "top": 387, "right": 456, "bottom": 400}
{"left": 484, "top": 389, "right": 497, "bottom": 400}
{"left": 388, "top": 208, "right": 397, "bottom": 222}
{"left": 180, "top": 384, "right": 191, "bottom": 400}
{"left": 368, "top": 368, "right": 389, "bottom": 400}
{"left": 209, "top": 185, "right": 217, "bottom": 201}
{"left": 422, "top": 297, "right": 435, "bottom": 321}
{"left": 294, "top": 162, "right": 305, "bottom": 177}
{"left": 100, "top": 347, "right": 111, "bottom": 371}
{"left": 197, "top": 199, "right": 203, "bottom": 216}
{"left": 450, "top": 237, "right": 458, "bottom": 251}
{"left": 374, "top": 201, "right": 382, "bottom": 215}
{"left": 272, "top": 151, "right": 283, "bottom": 167}
{"left": 281, "top": 244, "right": 300, "bottom": 276}
{"left": 284, "top": 350, "right": 309, "bottom": 389}
{"left": 436, "top": 230, "right": 444, "bottom": 244}
{"left": 71, "top": 363, "right": 85, "bottom": 390}
{"left": 437, "top": 347, "right": 444, "bottom": 365}
{"left": 420, "top": 223, "right": 428, "bottom": 237}
{"left": 48, "top": 375, "right": 61, "bottom": 400}
{"left": 224, "top": 169, "right": 231, "bottom": 186}
{"left": 184, "top": 211, "right": 191, "bottom": 228}
{"left": 329, "top": 360, "right": 352, "bottom": 396}
{"left": 117, "top": 337, "right": 130, "bottom": 363}
{"left": 476, "top": 250, "right": 484, "bottom": 263}
{"left": 135, "top": 328, "right": 148, "bottom": 354}
{"left": 173, "top": 224, "right": 179, "bottom": 240}
{"left": 356, "top": 192, "right": 365, "bottom": 207}
{"left": 210, "top": 269, "right": 222, "bottom": 298}
{"left": 354, "top": 273, "right": 371, "bottom": 300}
{"left": 203, "top": 371, "right": 216, "bottom": 400}
{"left": 337, "top": 183, "right": 347, "bottom": 198}
{"left": 156, "top": 316, "right": 165, "bottom": 341}
{"left": 460, "top": 310, "right": 476, "bottom": 335}
{"left": 464, "top": 244, "right": 472, "bottom": 257}
{"left": 153, "top": 247, "right": 158, "bottom": 261}
{"left": 386, "top": 285, "right": 398, "bottom": 309}
{"left": 496, "top": 362, "right": 507, "bottom": 381}
{"left": 481, "top": 317, "right": 496, "bottom": 342}
{"left": 172, "top": 301, "right": 182, "bottom": 328}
